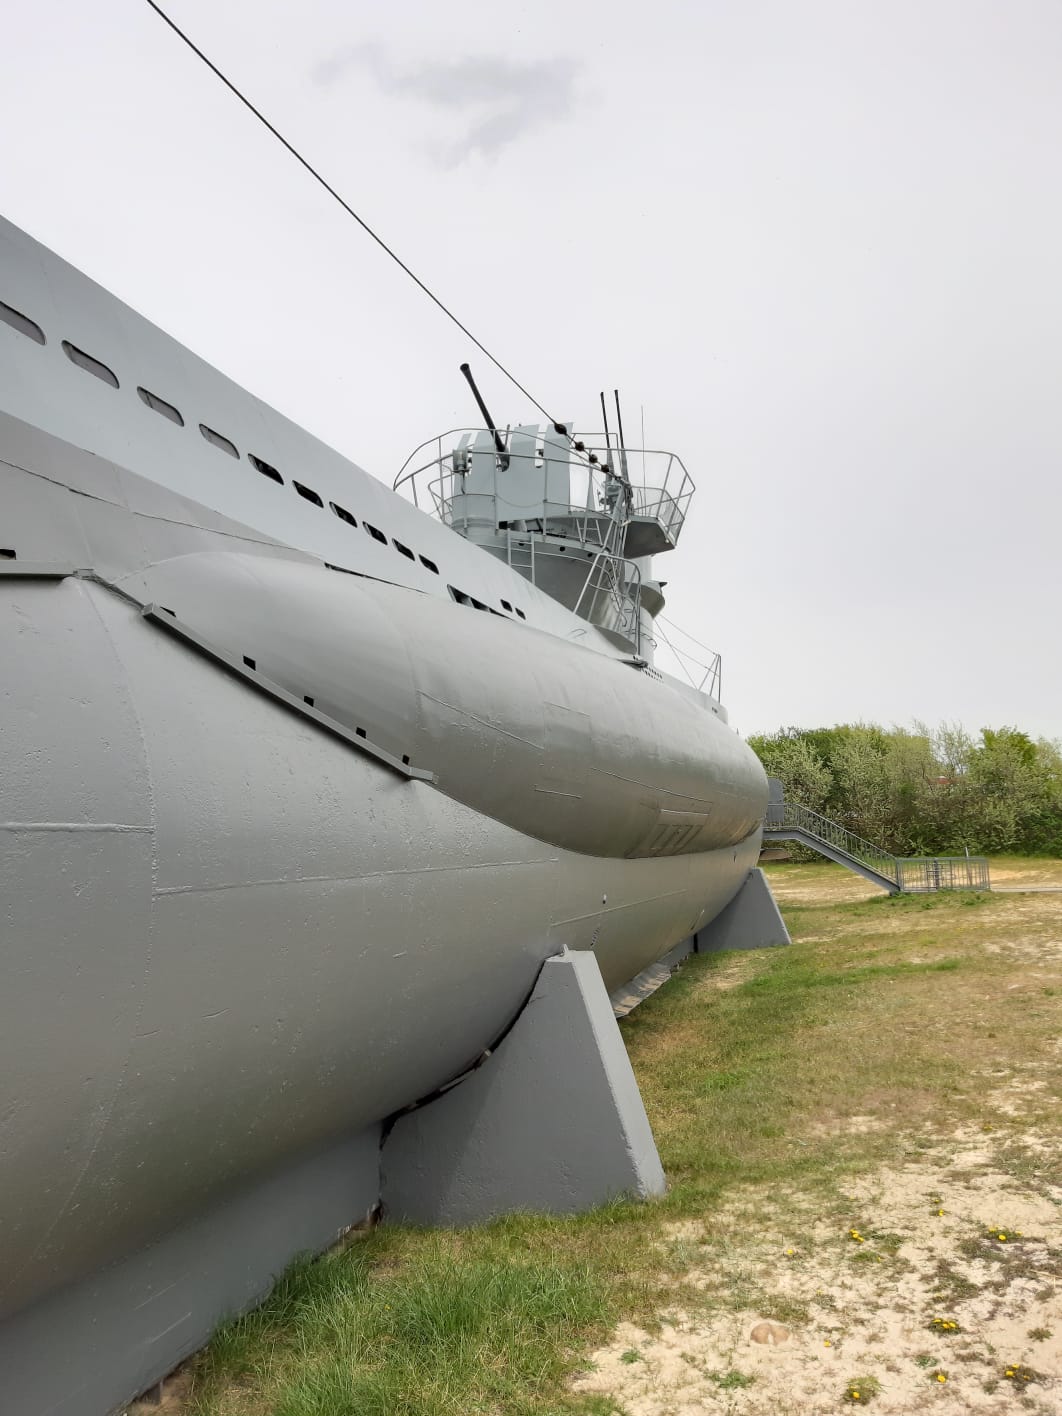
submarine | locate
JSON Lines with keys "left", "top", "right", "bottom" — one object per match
{"left": 0, "top": 211, "right": 785, "bottom": 1413}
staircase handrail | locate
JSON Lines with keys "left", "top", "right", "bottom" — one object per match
{"left": 771, "top": 802, "right": 900, "bottom": 884}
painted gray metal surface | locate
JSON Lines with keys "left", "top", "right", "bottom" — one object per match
{"left": 695, "top": 867, "right": 793, "bottom": 952}
{"left": 129, "top": 552, "right": 763, "bottom": 859}
{"left": 382, "top": 950, "right": 666, "bottom": 1225}
{"left": 0, "top": 215, "right": 607, "bottom": 646}
{"left": 396, "top": 425, "right": 693, "bottom": 656}
{"left": 0, "top": 1128, "right": 380, "bottom": 1416}
{"left": 0, "top": 215, "right": 775, "bottom": 1412}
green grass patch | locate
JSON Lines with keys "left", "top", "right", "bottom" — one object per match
{"left": 192, "top": 1234, "right": 608, "bottom": 1416}
{"left": 843, "top": 1373, "right": 882, "bottom": 1403}
{"left": 182, "top": 867, "right": 1062, "bottom": 1415}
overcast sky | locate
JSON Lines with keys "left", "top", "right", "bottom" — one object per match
{"left": 5, "top": 1, "right": 1061, "bottom": 741}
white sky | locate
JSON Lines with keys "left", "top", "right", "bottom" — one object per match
{"left": 4, "top": 0, "right": 1061, "bottom": 741}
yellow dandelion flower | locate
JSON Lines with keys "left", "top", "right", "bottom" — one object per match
{"left": 997, "top": 1233, "right": 1007, "bottom": 1241}
{"left": 937, "top": 1209, "right": 944, "bottom": 1216}
{"left": 936, "top": 1373, "right": 947, "bottom": 1383}
{"left": 852, "top": 1392, "right": 860, "bottom": 1400}
{"left": 824, "top": 1339, "right": 832, "bottom": 1347}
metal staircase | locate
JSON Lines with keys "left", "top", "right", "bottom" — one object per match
{"left": 762, "top": 793, "right": 990, "bottom": 894}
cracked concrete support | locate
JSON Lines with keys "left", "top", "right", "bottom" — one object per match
{"left": 381, "top": 950, "right": 666, "bottom": 1224}
{"left": 696, "top": 867, "right": 792, "bottom": 952}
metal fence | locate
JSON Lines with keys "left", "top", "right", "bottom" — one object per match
{"left": 895, "top": 856, "right": 991, "bottom": 893}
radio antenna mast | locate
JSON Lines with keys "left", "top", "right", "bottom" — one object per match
{"left": 613, "top": 389, "right": 630, "bottom": 485}
{"left": 598, "top": 391, "right": 614, "bottom": 472}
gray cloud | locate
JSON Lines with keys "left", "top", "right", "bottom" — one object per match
{"left": 312, "top": 43, "right": 578, "bottom": 164}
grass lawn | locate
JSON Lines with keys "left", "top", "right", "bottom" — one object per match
{"left": 148, "top": 861, "right": 1062, "bottom": 1416}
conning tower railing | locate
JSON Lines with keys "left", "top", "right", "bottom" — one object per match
{"left": 648, "top": 615, "right": 723, "bottom": 702}
{"left": 393, "top": 429, "right": 696, "bottom": 559}
{"left": 394, "top": 428, "right": 696, "bottom": 654}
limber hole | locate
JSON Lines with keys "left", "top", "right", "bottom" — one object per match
{"left": 250, "top": 454, "right": 283, "bottom": 484}
{"left": 243, "top": 656, "right": 256, "bottom": 670}
{"left": 304, "top": 695, "right": 315, "bottom": 707}
{"left": 0, "top": 549, "right": 15, "bottom": 559}
{"left": 293, "top": 481, "right": 324, "bottom": 508}
{"left": 355, "top": 727, "right": 367, "bottom": 739}
{"left": 199, "top": 423, "right": 238, "bottom": 458}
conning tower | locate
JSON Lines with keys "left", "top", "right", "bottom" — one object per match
{"left": 394, "top": 420, "right": 694, "bottom": 661}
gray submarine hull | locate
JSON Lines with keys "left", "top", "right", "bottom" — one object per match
{"left": 0, "top": 213, "right": 772, "bottom": 1413}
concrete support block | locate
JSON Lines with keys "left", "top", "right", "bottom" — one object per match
{"left": 381, "top": 950, "right": 666, "bottom": 1225}
{"left": 696, "top": 867, "right": 791, "bottom": 952}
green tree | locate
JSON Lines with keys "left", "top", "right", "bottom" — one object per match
{"left": 746, "top": 729, "right": 831, "bottom": 813}
{"left": 747, "top": 720, "right": 1062, "bottom": 857}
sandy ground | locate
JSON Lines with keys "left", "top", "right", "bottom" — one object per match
{"left": 989, "top": 857, "right": 1062, "bottom": 893}
{"left": 577, "top": 873, "right": 1062, "bottom": 1414}
{"left": 573, "top": 1133, "right": 1062, "bottom": 1414}
{"left": 765, "top": 870, "right": 885, "bottom": 906}
{"left": 764, "top": 858, "right": 1062, "bottom": 908}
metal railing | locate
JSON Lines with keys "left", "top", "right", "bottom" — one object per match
{"left": 650, "top": 615, "right": 723, "bottom": 701}
{"left": 896, "top": 857, "right": 991, "bottom": 892}
{"left": 393, "top": 429, "right": 695, "bottom": 549}
{"left": 392, "top": 428, "right": 699, "bottom": 656}
{"left": 628, "top": 478, "right": 693, "bottom": 545}
{"left": 763, "top": 801, "right": 991, "bottom": 893}
{"left": 765, "top": 801, "right": 900, "bottom": 884}
{"left": 573, "top": 545, "right": 643, "bottom": 646}
{"left": 501, "top": 532, "right": 644, "bottom": 649}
